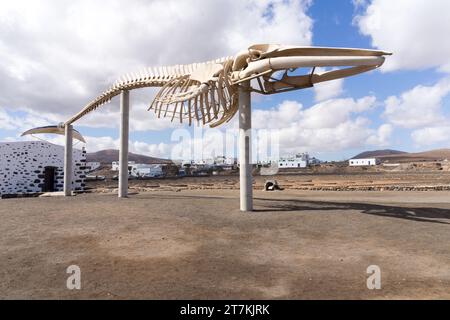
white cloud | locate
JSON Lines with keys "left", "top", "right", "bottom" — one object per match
{"left": 314, "top": 78, "right": 344, "bottom": 102}
{"left": 76, "top": 100, "right": 179, "bottom": 132}
{"left": 3, "top": 95, "right": 393, "bottom": 159}
{"left": 366, "top": 123, "right": 393, "bottom": 146}
{"left": 130, "top": 141, "right": 171, "bottom": 158}
{"left": 352, "top": 0, "right": 369, "bottom": 9}
{"left": 302, "top": 96, "right": 376, "bottom": 129}
{"left": 250, "top": 96, "right": 389, "bottom": 154}
{"left": 0, "top": 107, "right": 54, "bottom": 132}
{"left": 313, "top": 68, "right": 345, "bottom": 102}
{"left": 83, "top": 136, "right": 118, "bottom": 152}
{"left": 411, "top": 126, "right": 450, "bottom": 146}
{"left": 252, "top": 100, "right": 304, "bottom": 130}
{"left": 82, "top": 136, "right": 170, "bottom": 158}
{"left": 355, "top": 0, "right": 450, "bottom": 72}
{"left": 0, "top": 96, "right": 190, "bottom": 133}
{"left": 74, "top": 136, "right": 171, "bottom": 158}
{"left": 0, "top": 0, "right": 313, "bottom": 126}
{"left": 162, "top": 96, "right": 389, "bottom": 160}
{"left": 1, "top": 133, "right": 172, "bottom": 158}
{"left": 383, "top": 77, "right": 450, "bottom": 129}
{"left": 0, "top": 108, "right": 17, "bottom": 130}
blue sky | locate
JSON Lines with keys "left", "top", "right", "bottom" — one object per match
{"left": 1, "top": 0, "right": 450, "bottom": 161}
{"left": 308, "top": 0, "right": 450, "bottom": 158}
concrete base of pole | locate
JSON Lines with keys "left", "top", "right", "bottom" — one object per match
{"left": 63, "top": 124, "right": 73, "bottom": 197}
{"left": 118, "top": 90, "right": 130, "bottom": 198}
{"left": 239, "top": 82, "right": 253, "bottom": 212}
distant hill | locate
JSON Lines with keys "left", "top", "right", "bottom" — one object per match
{"left": 379, "top": 149, "right": 450, "bottom": 163}
{"left": 86, "top": 149, "right": 173, "bottom": 165}
{"left": 352, "top": 149, "right": 450, "bottom": 163}
{"left": 352, "top": 149, "right": 407, "bottom": 159}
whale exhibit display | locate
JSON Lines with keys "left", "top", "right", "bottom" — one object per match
{"left": 33, "top": 44, "right": 390, "bottom": 211}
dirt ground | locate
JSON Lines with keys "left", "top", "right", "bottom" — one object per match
{"left": 0, "top": 189, "right": 449, "bottom": 299}
{"left": 87, "top": 171, "right": 450, "bottom": 193}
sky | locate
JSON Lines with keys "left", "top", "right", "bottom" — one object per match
{"left": 1, "top": 0, "right": 450, "bottom": 161}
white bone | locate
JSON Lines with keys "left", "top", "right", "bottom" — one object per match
{"left": 65, "top": 44, "right": 390, "bottom": 126}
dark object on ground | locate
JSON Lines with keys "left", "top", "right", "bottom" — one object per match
{"left": 85, "top": 175, "right": 106, "bottom": 181}
{"left": 1, "top": 193, "right": 41, "bottom": 199}
{"left": 264, "top": 180, "right": 283, "bottom": 191}
{"left": 112, "top": 175, "right": 137, "bottom": 181}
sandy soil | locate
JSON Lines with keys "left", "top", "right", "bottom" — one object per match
{"left": 88, "top": 171, "right": 450, "bottom": 193}
{"left": 0, "top": 189, "right": 449, "bottom": 299}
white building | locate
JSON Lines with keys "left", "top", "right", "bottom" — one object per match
{"left": 112, "top": 161, "right": 136, "bottom": 171}
{"left": 182, "top": 156, "right": 236, "bottom": 167}
{"left": 86, "top": 162, "right": 101, "bottom": 172}
{"left": 349, "top": 158, "right": 379, "bottom": 166}
{"left": 130, "top": 164, "right": 164, "bottom": 178}
{"left": 0, "top": 141, "right": 86, "bottom": 196}
{"left": 278, "top": 153, "right": 309, "bottom": 168}
{"left": 213, "top": 156, "right": 237, "bottom": 166}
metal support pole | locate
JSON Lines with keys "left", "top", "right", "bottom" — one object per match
{"left": 64, "top": 124, "right": 73, "bottom": 196}
{"left": 119, "top": 90, "right": 130, "bottom": 198}
{"left": 239, "top": 81, "right": 253, "bottom": 212}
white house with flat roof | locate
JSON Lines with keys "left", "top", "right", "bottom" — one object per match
{"left": 278, "top": 153, "right": 309, "bottom": 168}
{"left": 130, "top": 164, "right": 164, "bottom": 178}
{"left": 349, "top": 158, "right": 379, "bottom": 166}
{"left": 112, "top": 161, "right": 136, "bottom": 171}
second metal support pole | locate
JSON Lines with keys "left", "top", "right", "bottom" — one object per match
{"left": 239, "top": 81, "right": 253, "bottom": 212}
{"left": 119, "top": 90, "right": 130, "bottom": 198}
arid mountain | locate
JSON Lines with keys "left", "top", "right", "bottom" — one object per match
{"left": 86, "top": 149, "right": 173, "bottom": 165}
{"left": 352, "top": 149, "right": 406, "bottom": 159}
{"left": 379, "top": 149, "right": 450, "bottom": 163}
{"left": 352, "top": 149, "right": 450, "bottom": 163}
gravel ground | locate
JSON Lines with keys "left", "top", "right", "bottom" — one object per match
{"left": 87, "top": 171, "right": 450, "bottom": 193}
{"left": 0, "top": 189, "right": 449, "bottom": 299}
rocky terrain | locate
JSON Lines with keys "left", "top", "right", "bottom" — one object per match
{"left": 84, "top": 148, "right": 450, "bottom": 194}
{"left": 86, "top": 169, "right": 450, "bottom": 194}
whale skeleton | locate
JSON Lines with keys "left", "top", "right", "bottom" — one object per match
{"left": 21, "top": 125, "right": 86, "bottom": 143}
{"left": 64, "top": 44, "right": 391, "bottom": 128}
{"left": 36, "top": 43, "right": 390, "bottom": 209}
